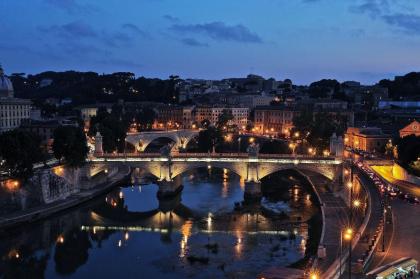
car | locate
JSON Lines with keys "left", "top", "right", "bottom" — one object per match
{"left": 408, "top": 196, "right": 420, "bottom": 204}
{"left": 388, "top": 191, "right": 398, "bottom": 197}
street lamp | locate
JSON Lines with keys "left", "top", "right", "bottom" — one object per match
{"left": 238, "top": 137, "right": 242, "bottom": 154}
{"left": 353, "top": 199, "right": 361, "bottom": 208}
{"left": 289, "top": 142, "right": 297, "bottom": 155}
{"left": 343, "top": 227, "right": 353, "bottom": 279}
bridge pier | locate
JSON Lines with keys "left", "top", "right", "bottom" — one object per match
{"left": 157, "top": 180, "right": 183, "bottom": 199}
{"left": 244, "top": 181, "right": 262, "bottom": 201}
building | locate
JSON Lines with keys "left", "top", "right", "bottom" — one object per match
{"left": 399, "top": 120, "right": 420, "bottom": 138}
{"left": 228, "top": 93, "right": 275, "bottom": 108}
{"left": 344, "top": 127, "right": 390, "bottom": 152}
{"left": 194, "top": 106, "right": 249, "bottom": 127}
{"left": 182, "top": 106, "right": 195, "bottom": 129}
{"left": 20, "top": 118, "right": 78, "bottom": 151}
{"left": 0, "top": 65, "right": 31, "bottom": 133}
{"left": 253, "top": 106, "right": 297, "bottom": 136}
{"left": 153, "top": 104, "right": 183, "bottom": 129}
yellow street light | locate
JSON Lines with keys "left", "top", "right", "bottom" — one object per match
{"left": 347, "top": 182, "right": 352, "bottom": 189}
{"left": 344, "top": 232, "right": 352, "bottom": 241}
{"left": 344, "top": 169, "right": 349, "bottom": 175}
{"left": 353, "top": 200, "right": 361, "bottom": 208}
{"left": 308, "top": 147, "right": 313, "bottom": 154}
{"left": 249, "top": 137, "right": 255, "bottom": 143}
{"left": 294, "top": 131, "right": 300, "bottom": 138}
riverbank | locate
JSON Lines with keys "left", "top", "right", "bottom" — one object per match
{"left": 0, "top": 166, "right": 131, "bottom": 231}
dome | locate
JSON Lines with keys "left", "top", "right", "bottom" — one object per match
{"left": 0, "top": 65, "right": 14, "bottom": 98}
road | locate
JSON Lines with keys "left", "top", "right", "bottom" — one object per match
{"left": 369, "top": 198, "right": 420, "bottom": 270}
{"left": 368, "top": 165, "right": 420, "bottom": 273}
{"left": 371, "top": 165, "right": 420, "bottom": 197}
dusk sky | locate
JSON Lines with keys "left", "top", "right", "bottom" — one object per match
{"left": 1, "top": 0, "right": 420, "bottom": 84}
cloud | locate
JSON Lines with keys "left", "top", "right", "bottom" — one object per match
{"left": 40, "top": 21, "right": 97, "bottom": 38}
{"left": 95, "top": 58, "right": 143, "bottom": 69}
{"left": 349, "top": 0, "right": 420, "bottom": 35}
{"left": 122, "top": 23, "right": 152, "bottom": 39}
{"left": 39, "top": 21, "right": 150, "bottom": 48}
{"left": 180, "top": 38, "right": 208, "bottom": 47}
{"left": 349, "top": 0, "right": 387, "bottom": 18}
{"left": 163, "top": 14, "right": 180, "bottom": 22}
{"left": 382, "top": 13, "right": 420, "bottom": 34}
{"left": 44, "top": 0, "right": 97, "bottom": 14}
{"left": 170, "top": 21, "right": 262, "bottom": 43}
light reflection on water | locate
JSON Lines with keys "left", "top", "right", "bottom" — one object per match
{"left": 0, "top": 168, "right": 319, "bottom": 279}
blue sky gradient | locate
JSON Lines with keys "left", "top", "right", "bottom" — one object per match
{"left": 1, "top": 0, "right": 420, "bottom": 84}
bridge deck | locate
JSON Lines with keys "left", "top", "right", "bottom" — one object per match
{"left": 91, "top": 153, "right": 342, "bottom": 164}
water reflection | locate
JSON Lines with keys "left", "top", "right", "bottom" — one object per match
{"left": 0, "top": 168, "right": 319, "bottom": 279}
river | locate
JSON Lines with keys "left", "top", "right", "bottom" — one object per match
{"left": 0, "top": 167, "right": 320, "bottom": 279}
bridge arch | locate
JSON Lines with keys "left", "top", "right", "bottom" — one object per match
{"left": 171, "top": 162, "right": 245, "bottom": 180}
{"left": 258, "top": 163, "right": 340, "bottom": 182}
{"left": 125, "top": 130, "right": 200, "bottom": 152}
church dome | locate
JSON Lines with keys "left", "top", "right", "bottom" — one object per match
{"left": 0, "top": 65, "right": 14, "bottom": 98}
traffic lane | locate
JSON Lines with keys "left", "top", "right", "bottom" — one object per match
{"left": 371, "top": 166, "right": 420, "bottom": 198}
{"left": 383, "top": 198, "right": 420, "bottom": 264}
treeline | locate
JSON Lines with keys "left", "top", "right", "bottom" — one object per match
{"left": 10, "top": 71, "right": 180, "bottom": 105}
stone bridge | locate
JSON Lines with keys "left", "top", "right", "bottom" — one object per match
{"left": 89, "top": 151, "right": 345, "bottom": 200}
{"left": 124, "top": 129, "right": 199, "bottom": 152}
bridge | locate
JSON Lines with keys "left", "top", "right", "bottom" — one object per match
{"left": 124, "top": 129, "right": 199, "bottom": 152}
{"left": 88, "top": 130, "right": 346, "bottom": 200}
{"left": 89, "top": 148, "right": 344, "bottom": 202}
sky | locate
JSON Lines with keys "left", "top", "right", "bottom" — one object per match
{"left": 1, "top": 0, "right": 420, "bottom": 85}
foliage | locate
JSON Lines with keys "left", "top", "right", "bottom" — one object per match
{"left": 53, "top": 126, "right": 88, "bottom": 167}
{"left": 0, "top": 130, "right": 44, "bottom": 180}
{"left": 217, "top": 109, "right": 234, "bottom": 128}
{"left": 379, "top": 72, "right": 420, "bottom": 99}
{"left": 395, "top": 135, "right": 420, "bottom": 167}
{"left": 88, "top": 107, "right": 129, "bottom": 153}
{"left": 10, "top": 71, "right": 180, "bottom": 105}
{"left": 308, "top": 79, "right": 340, "bottom": 99}
{"left": 197, "top": 127, "right": 222, "bottom": 152}
{"left": 292, "top": 111, "right": 347, "bottom": 154}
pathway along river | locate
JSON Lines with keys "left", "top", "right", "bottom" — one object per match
{"left": 0, "top": 168, "right": 321, "bottom": 279}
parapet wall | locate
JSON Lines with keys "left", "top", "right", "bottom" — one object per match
{"left": 392, "top": 163, "right": 420, "bottom": 185}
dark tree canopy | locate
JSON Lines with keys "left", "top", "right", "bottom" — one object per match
{"left": 217, "top": 109, "right": 234, "bottom": 128}
{"left": 53, "top": 126, "right": 88, "bottom": 167}
{"left": 197, "top": 127, "right": 222, "bottom": 152}
{"left": 0, "top": 130, "right": 44, "bottom": 180}
{"left": 308, "top": 79, "right": 340, "bottom": 99}
{"left": 379, "top": 72, "right": 420, "bottom": 99}
{"left": 10, "top": 71, "right": 180, "bottom": 105}
{"left": 396, "top": 135, "right": 420, "bottom": 167}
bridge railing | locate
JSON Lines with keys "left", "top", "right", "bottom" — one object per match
{"left": 96, "top": 152, "right": 338, "bottom": 160}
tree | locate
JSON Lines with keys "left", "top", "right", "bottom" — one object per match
{"left": 88, "top": 107, "right": 129, "bottom": 153}
{"left": 217, "top": 109, "right": 234, "bottom": 128}
{"left": 201, "top": 119, "right": 211, "bottom": 128}
{"left": 53, "top": 126, "right": 88, "bottom": 167}
{"left": 197, "top": 127, "right": 222, "bottom": 152}
{"left": 308, "top": 79, "right": 340, "bottom": 99}
{"left": 0, "top": 130, "right": 44, "bottom": 180}
{"left": 395, "top": 135, "right": 420, "bottom": 166}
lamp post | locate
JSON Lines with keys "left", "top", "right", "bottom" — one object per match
{"left": 237, "top": 137, "right": 241, "bottom": 155}
{"left": 343, "top": 228, "right": 353, "bottom": 279}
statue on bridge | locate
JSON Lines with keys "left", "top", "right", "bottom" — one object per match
{"left": 247, "top": 143, "right": 260, "bottom": 157}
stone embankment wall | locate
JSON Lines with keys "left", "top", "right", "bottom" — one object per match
{"left": 392, "top": 163, "right": 420, "bottom": 185}
{"left": 30, "top": 167, "right": 79, "bottom": 204}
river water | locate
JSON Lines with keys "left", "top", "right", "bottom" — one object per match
{"left": 0, "top": 168, "right": 319, "bottom": 279}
